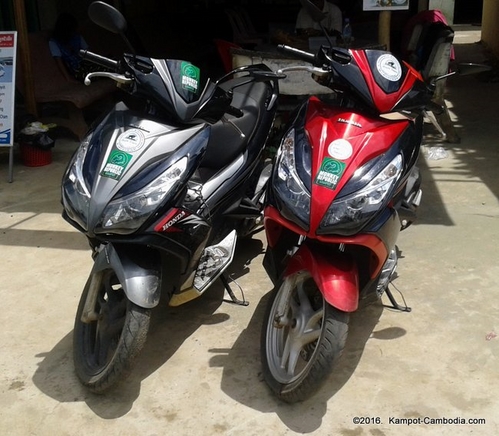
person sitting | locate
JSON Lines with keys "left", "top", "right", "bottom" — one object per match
{"left": 296, "top": 0, "right": 343, "bottom": 38}
{"left": 49, "top": 12, "right": 89, "bottom": 83}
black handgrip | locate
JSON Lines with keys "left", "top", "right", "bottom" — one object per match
{"left": 277, "top": 44, "right": 317, "bottom": 65}
{"left": 330, "top": 49, "right": 352, "bottom": 65}
{"left": 80, "top": 49, "right": 119, "bottom": 71}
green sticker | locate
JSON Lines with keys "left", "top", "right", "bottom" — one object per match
{"left": 100, "top": 150, "right": 132, "bottom": 180}
{"left": 314, "top": 158, "right": 346, "bottom": 190}
{"left": 181, "top": 62, "right": 200, "bottom": 93}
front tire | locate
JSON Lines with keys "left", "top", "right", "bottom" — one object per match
{"left": 73, "top": 269, "right": 151, "bottom": 393}
{"left": 261, "top": 271, "right": 349, "bottom": 403}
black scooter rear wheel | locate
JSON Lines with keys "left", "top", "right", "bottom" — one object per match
{"left": 261, "top": 271, "right": 349, "bottom": 403}
{"left": 73, "top": 269, "right": 150, "bottom": 393}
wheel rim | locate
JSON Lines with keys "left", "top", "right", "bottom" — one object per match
{"left": 265, "top": 272, "right": 325, "bottom": 384}
{"left": 81, "top": 271, "right": 127, "bottom": 374}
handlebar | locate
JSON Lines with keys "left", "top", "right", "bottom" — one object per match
{"left": 277, "top": 43, "right": 352, "bottom": 67}
{"left": 277, "top": 44, "right": 317, "bottom": 65}
{"left": 80, "top": 49, "right": 134, "bottom": 87}
{"left": 80, "top": 49, "right": 119, "bottom": 71}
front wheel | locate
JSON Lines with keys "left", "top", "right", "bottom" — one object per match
{"left": 261, "top": 271, "right": 349, "bottom": 403}
{"left": 73, "top": 269, "right": 151, "bottom": 393}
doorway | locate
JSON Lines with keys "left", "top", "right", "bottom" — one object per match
{"left": 454, "top": 0, "right": 483, "bottom": 24}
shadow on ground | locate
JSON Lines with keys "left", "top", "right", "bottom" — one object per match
{"left": 31, "top": 236, "right": 265, "bottom": 418}
{"left": 30, "top": 226, "right": 409, "bottom": 431}
{"left": 211, "top": 298, "right": 389, "bottom": 433}
{"left": 399, "top": 40, "right": 499, "bottom": 228}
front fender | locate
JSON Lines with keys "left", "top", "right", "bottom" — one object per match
{"left": 284, "top": 244, "right": 359, "bottom": 312}
{"left": 92, "top": 244, "right": 161, "bottom": 308}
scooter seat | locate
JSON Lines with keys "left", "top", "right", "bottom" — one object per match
{"left": 199, "top": 79, "right": 269, "bottom": 173}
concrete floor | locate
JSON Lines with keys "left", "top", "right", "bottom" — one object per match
{"left": 0, "top": 28, "right": 498, "bottom": 436}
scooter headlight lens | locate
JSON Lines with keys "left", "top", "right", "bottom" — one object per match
{"left": 61, "top": 135, "right": 92, "bottom": 229}
{"left": 319, "top": 154, "right": 403, "bottom": 234}
{"left": 97, "top": 157, "right": 188, "bottom": 233}
{"left": 273, "top": 128, "right": 311, "bottom": 229}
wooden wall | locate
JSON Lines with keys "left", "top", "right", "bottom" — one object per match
{"left": 482, "top": 0, "right": 499, "bottom": 59}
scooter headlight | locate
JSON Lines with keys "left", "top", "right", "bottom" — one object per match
{"left": 61, "top": 135, "right": 92, "bottom": 230}
{"left": 273, "top": 128, "right": 311, "bottom": 229}
{"left": 97, "top": 156, "right": 188, "bottom": 234}
{"left": 319, "top": 154, "right": 403, "bottom": 234}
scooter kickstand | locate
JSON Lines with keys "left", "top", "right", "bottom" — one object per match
{"left": 220, "top": 274, "right": 249, "bottom": 306}
{"left": 384, "top": 287, "right": 412, "bottom": 312}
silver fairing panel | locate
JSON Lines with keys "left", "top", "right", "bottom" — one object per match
{"left": 84, "top": 103, "right": 207, "bottom": 234}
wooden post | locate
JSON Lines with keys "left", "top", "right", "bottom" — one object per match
{"left": 418, "top": 0, "right": 429, "bottom": 12}
{"left": 13, "top": 0, "right": 38, "bottom": 117}
{"left": 378, "top": 10, "right": 391, "bottom": 51}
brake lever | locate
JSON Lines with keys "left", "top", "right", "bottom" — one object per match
{"left": 84, "top": 72, "right": 134, "bottom": 86}
{"left": 277, "top": 65, "right": 329, "bottom": 76}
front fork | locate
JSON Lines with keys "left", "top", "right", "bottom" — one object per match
{"left": 81, "top": 270, "right": 104, "bottom": 323}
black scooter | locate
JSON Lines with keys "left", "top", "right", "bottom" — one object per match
{"left": 61, "top": 1, "right": 282, "bottom": 393}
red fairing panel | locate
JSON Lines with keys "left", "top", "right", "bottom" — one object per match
{"left": 351, "top": 50, "right": 422, "bottom": 114}
{"left": 285, "top": 244, "right": 359, "bottom": 312}
{"left": 265, "top": 205, "right": 389, "bottom": 279}
{"left": 264, "top": 205, "right": 307, "bottom": 247}
{"left": 304, "top": 98, "right": 408, "bottom": 233}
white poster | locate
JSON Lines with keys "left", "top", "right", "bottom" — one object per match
{"left": 363, "top": 0, "right": 410, "bottom": 11}
{"left": 0, "top": 32, "right": 17, "bottom": 147}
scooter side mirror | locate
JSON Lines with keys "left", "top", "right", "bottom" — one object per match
{"left": 456, "top": 62, "right": 492, "bottom": 76}
{"left": 88, "top": 1, "right": 136, "bottom": 55}
{"left": 88, "top": 1, "right": 128, "bottom": 35}
{"left": 298, "top": 0, "right": 327, "bottom": 23}
{"left": 430, "top": 63, "right": 492, "bottom": 86}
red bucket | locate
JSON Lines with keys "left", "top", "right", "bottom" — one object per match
{"left": 19, "top": 143, "right": 52, "bottom": 167}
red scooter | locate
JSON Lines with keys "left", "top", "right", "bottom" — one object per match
{"left": 260, "top": 2, "right": 460, "bottom": 403}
